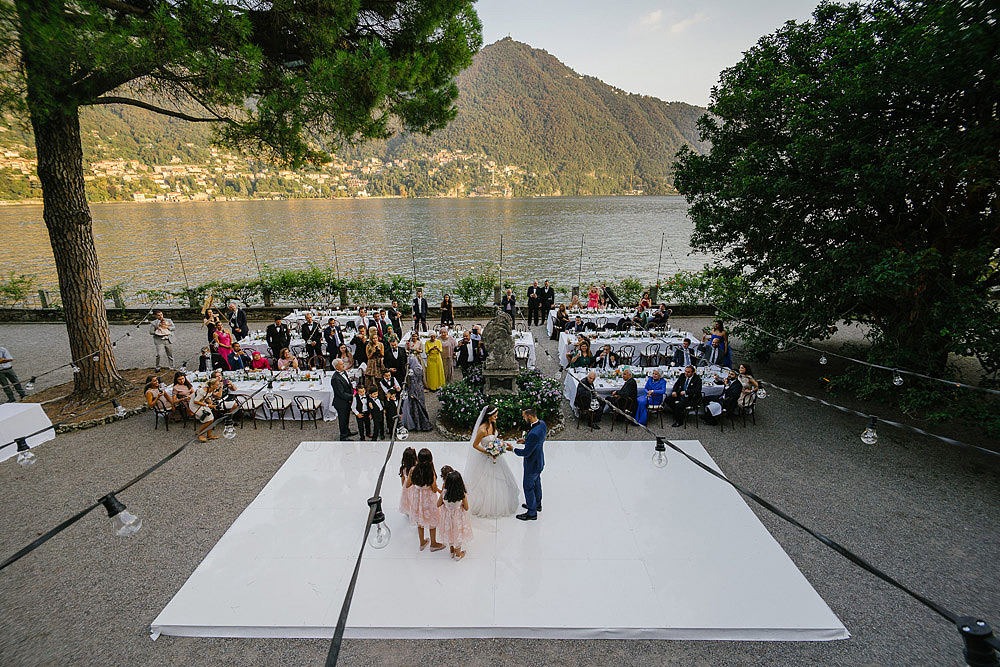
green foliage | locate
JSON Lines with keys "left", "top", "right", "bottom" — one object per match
{"left": 673, "top": 0, "right": 1000, "bottom": 429}
{"left": 0, "top": 271, "right": 33, "bottom": 306}
{"left": 438, "top": 368, "right": 563, "bottom": 434}
{"left": 611, "top": 278, "right": 644, "bottom": 307}
{"left": 454, "top": 264, "right": 498, "bottom": 308}
{"left": 134, "top": 288, "right": 177, "bottom": 306}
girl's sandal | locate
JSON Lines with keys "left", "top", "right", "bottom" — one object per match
{"left": 455, "top": 550, "right": 466, "bottom": 561}
{"left": 429, "top": 543, "right": 446, "bottom": 552}
{"left": 419, "top": 539, "right": 429, "bottom": 551}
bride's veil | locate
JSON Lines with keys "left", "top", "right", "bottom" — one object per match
{"left": 469, "top": 405, "right": 489, "bottom": 447}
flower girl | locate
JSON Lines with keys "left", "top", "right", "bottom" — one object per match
{"left": 436, "top": 471, "right": 473, "bottom": 561}
{"left": 405, "top": 448, "right": 445, "bottom": 552}
{"left": 398, "top": 447, "right": 417, "bottom": 518}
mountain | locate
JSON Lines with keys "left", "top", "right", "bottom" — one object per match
{"left": 0, "top": 38, "right": 709, "bottom": 200}
{"left": 352, "top": 38, "right": 710, "bottom": 195}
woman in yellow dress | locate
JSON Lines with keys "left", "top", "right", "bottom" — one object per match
{"left": 424, "top": 331, "right": 446, "bottom": 391}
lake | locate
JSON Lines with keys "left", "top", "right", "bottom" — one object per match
{"left": 0, "top": 196, "right": 712, "bottom": 299}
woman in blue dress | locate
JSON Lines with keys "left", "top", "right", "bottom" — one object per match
{"left": 703, "top": 320, "right": 732, "bottom": 368}
{"left": 635, "top": 368, "right": 667, "bottom": 425}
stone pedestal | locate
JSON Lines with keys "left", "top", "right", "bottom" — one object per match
{"left": 482, "top": 308, "right": 518, "bottom": 395}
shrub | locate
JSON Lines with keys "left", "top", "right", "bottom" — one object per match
{"left": 454, "top": 264, "right": 498, "bottom": 308}
{"left": 438, "top": 367, "right": 562, "bottom": 435}
{"left": 0, "top": 272, "right": 34, "bottom": 307}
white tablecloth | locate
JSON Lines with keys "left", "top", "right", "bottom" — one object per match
{"left": 285, "top": 309, "right": 361, "bottom": 326}
{"left": 411, "top": 331, "right": 536, "bottom": 368}
{"left": 0, "top": 403, "right": 55, "bottom": 462}
{"left": 241, "top": 335, "right": 308, "bottom": 359}
{"left": 191, "top": 371, "right": 336, "bottom": 421}
{"left": 558, "top": 330, "right": 697, "bottom": 367}
{"left": 563, "top": 367, "right": 725, "bottom": 405}
{"left": 547, "top": 309, "right": 632, "bottom": 337}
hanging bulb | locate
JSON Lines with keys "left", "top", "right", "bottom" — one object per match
{"left": 92, "top": 352, "right": 100, "bottom": 362}
{"left": 72, "top": 365, "right": 81, "bottom": 374}
{"left": 112, "top": 399, "right": 127, "bottom": 418}
{"left": 756, "top": 387, "right": 767, "bottom": 399}
{"left": 367, "top": 496, "right": 391, "bottom": 549}
{"left": 652, "top": 437, "right": 668, "bottom": 469}
{"left": 264, "top": 379, "right": 275, "bottom": 401}
{"left": 180, "top": 361, "right": 187, "bottom": 372}
{"left": 892, "top": 371, "right": 904, "bottom": 387}
{"left": 223, "top": 415, "right": 236, "bottom": 439}
{"left": 590, "top": 397, "right": 601, "bottom": 412}
{"left": 25, "top": 376, "right": 36, "bottom": 392}
{"left": 819, "top": 354, "right": 828, "bottom": 365}
{"left": 99, "top": 493, "right": 142, "bottom": 537}
{"left": 860, "top": 417, "right": 878, "bottom": 445}
{"left": 776, "top": 340, "right": 786, "bottom": 351}
{"left": 15, "top": 437, "right": 36, "bottom": 467}
{"left": 111, "top": 341, "right": 116, "bottom": 348}
{"left": 395, "top": 426, "right": 409, "bottom": 441}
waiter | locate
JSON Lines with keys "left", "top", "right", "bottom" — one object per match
{"left": 412, "top": 289, "right": 429, "bottom": 332}
{"left": 331, "top": 359, "right": 356, "bottom": 441}
{"left": 265, "top": 316, "right": 291, "bottom": 359}
{"left": 300, "top": 312, "right": 322, "bottom": 362}
{"left": 540, "top": 280, "right": 555, "bottom": 328}
{"left": 526, "top": 280, "right": 541, "bottom": 326}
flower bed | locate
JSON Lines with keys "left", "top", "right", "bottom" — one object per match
{"left": 438, "top": 367, "right": 562, "bottom": 433}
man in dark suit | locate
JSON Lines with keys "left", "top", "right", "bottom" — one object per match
{"left": 500, "top": 288, "right": 516, "bottom": 323}
{"left": 611, "top": 367, "right": 638, "bottom": 417}
{"left": 226, "top": 342, "right": 253, "bottom": 371}
{"left": 227, "top": 302, "right": 249, "bottom": 341}
{"left": 265, "top": 316, "right": 291, "bottom": 359}
{"left": 601, "top": 281, "right": 621, "bottom": 309}
{"left": 566, "top": 315, "right": 586, "bottom": 334}
{"left": 649, "top": 304, "right": 671, "bottom": 328}
{"left": 508, "top": 409, "right": 546, "bottom": 520}
{"left": 573, "top": 370, "right": 601, "bottom": 428}
{"left": 701, "top": 337, "right": 725, "bottom": 366}
{"left": 672, "top": 338, "right": 699, "bottom": 367}
{"left": 387, "top": 300, "right": 402, "bottom": 336}
{"left": 665, "top": 365, "right": 702, "bottom": 427}
{"left": 300, "top": 313, "right": 322, "bottom": 362}
{"left": 369, "top": 309, "right": 387, "bottom": 341}
{"left": 331, "top": 358, "right": 356, "bottom": 440}
{"left": 703, "top": 370, "right": 743, "bottom": 425}
{"left": 412, "top": 289, "right": 429, "bottom": 332}
{"left": 323, "top": 318, "right": 345, "bottom": 364}
{"left": 456, "top": 331, "right": 483, "bottom": 374}
{"left": 594, "top": 344, "right": 619, "bottom": 370}
{"left": 383, "top": 337, "right": 408, "bottom": 385}
{"left": 526, "top": 281, "right": 541, "bottom": 326}
{"left": 540, "top": 280, "right": 555, "bottom": 326}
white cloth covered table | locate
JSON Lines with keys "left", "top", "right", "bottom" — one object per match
{"left": 558, "top": 330, "right": 698, "bottom": 367}
{"left": 0, "top": 403, "right": 55, "bottom": 462}
{"left": 284, "top": 309, "right": 361, "bottom": 326}
{"left": 563, "top": 367, "right": 725, "bottom": 406}
{"left": 411, "top": 331, "right": 536, "bottom": 368}
{"left": 547, "top": 309, "right": 632, "bottom": 337}
{"left": 190, "top": 371, "right": 336, "bottom": 421}
{"left": 241, "top": 334, "right": 308, "bottom": 359}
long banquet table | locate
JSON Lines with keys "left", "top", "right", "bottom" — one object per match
{"left": 558, "top": 329, "right": 699, "bottom": 367}
{"left": 189, "top": 370, "right": 336, "bottom": 421}
{"left": 411, "top": 330, "right": 536, "bottom": 368}
{"left": 563, "top": 366, "right": 725, "bottom": 409}
{"left": 546, "top": 309, "right": 632, "bottom": 337}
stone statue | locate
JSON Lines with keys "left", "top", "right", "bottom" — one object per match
{"left": 482, "top": 308, "right": 518, "bottom": 395}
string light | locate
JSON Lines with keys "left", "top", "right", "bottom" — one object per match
{"left": 819, "top": 354, "right": 828, "bottom": 365}
{"left": 71, "top": 365, "right": 80, "bottom": 374}
{"left": 112, "top": 399, "right": 126, "bottom": 418}
{"left": 367, "top": 496, "right": 391, "bottom": 549}
{"left": 861, "top": 417, "right": 879, "bottom": 445}
{"left": 98, "top": 493, "right": 141, "bottom": 537}
{"left": 652, "top": 437, "right": 669, "bottom": 468}
{"left": 395, "top": 426, "right": 409, "bottom": 441}
{"left": 893, "top": 372, "right": 904, "bottom": 387}
{"left": 776, "top": 340, "right": 786, "bottom": 351}
{"left": 223, "top": 415, "right": 236, "bottom": 439}
{"left": 92, "top": 352, "right": 99, "bottom": 362}
{"left": 24, "top": 376, "right": 36, "bottom": 392}
{"left": 15, "top": 437, "right": 36, "bottom": 467}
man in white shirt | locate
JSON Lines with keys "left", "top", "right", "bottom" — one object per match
{"left": 0, "top": 345, "right": 27, "bottom": 402}
{"left": 149, "top": 311, "right": 175, "bottom": 371}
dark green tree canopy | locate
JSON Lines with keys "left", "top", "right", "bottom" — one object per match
{"left": 6, "top": 0, "right": 482, "bottom": 165}
{"left": 675, "top": 0, "right": 999, "bottom": 378}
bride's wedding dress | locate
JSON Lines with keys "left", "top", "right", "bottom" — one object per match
{"left": 465, "top": 413, "right": 520, "bottom": 518}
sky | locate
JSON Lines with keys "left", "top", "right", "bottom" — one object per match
{"left": 475, "top": 0, "right": 822, "bottom": 107}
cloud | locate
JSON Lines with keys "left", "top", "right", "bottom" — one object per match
{"left": 639, "top": 9, "right": 664, "bottom": 29}
{"left": 668, "top": 11, "right": 709, "bottom": 34}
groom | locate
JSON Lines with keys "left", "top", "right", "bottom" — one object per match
{"left": 508, "top": 408, "right": 546, "bottom": 521}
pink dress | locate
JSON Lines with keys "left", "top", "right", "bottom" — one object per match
{"left": 217, "top": 330, "right": 234, "bottom": 358}
{"left": 399, "top": 470, "right": 418, "bottom": 517}
{"left": 411, "top": 484, "right": 440, "bottom": 528}
{"left": 438, "top": 499, "right": 473, "bottom": 548}
{"left": 587, "top": 290, "right": 600, "bottom": 308}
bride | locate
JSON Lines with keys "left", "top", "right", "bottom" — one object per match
{"left": 465, "top": 405, "right": 520, "bottom": 518}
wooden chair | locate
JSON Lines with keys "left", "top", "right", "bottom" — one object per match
{"left": 609, "top": 396, "right": 635, "bottom": 433}
{"left": 640, "top": 343, "right": 662, "bottom": 367}
{"left": 293, "top": 395, "right": 323, "bottom": 429}
{"left": 740, "top": 391, "right": 758, "bottom": 427}
{"left": 264, "top": 393, "right": 292, "bottom": 429}
{"left": 683, "top": 398, "right": 701, "bottom": 430}
{"left": 307, "top": 355, "right": 327, "bottom": 370}
{"left": 153, "top": 407, "right": 171, "bottom": 431}
{"left": 595, "top": 316, "right": 608, "bottom": 330}
{"left": 235, "top": 394, "right": 263, "bottom": 429}
{"left": 646, "top": 393, "right": 666, "bottom": 428}
{"left": 617, "top": 344, "right": 636, "bottom": 366}
{"left": 515, "top": 322, "right": 527, "bottom": 332}
{"left": 576, "top": 402, "right": 600, "bottom": 431}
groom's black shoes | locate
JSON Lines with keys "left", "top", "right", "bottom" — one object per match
{"left": 522, "top": 504, "right": 541, "bottom": 512}
{"left": 515, "top": 512, "right": 537, "bottom": 521}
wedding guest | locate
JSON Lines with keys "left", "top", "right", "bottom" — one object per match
{"left": 351, "top": 327, "right": 369, "bottom": 367}
{"left": 364, "top": 329, "right": 385, "bottom": 393}
{"left": 300, "top": 313, "right": 323, "bottom": 361}
{"left": 405, "top": 448, "right": 445, "bottom": 551}
{"left": 398, "top": 447, "right": 418, "bottom": 519}
{"left": 216, "top": 326, "right": 235, "bottom": 362}
{"left": 209, "top": 329, "right": 230, "bottom": 370}
{"left": 611, "top": 367, "right": 638, "bottom": 418}
{"left": 738, "top": 364, "right": 760, "bottom": 409}
{"left": 456, "top": 331, "right": 483, "bottom": 375}
{"left": 227, "top": 302, "right": 249, "bottom": 341}
{"left": 383, "top": 336, "right": 407, "bottom": 385}
{"left": 203, "top": 308, "right": 221, "bottom": 346}
{"left": 702, "top": 320, "right": 732, "bottom": 367}
{"left": 266, "top": 316, "right": 290, "bottom": 360}
{"left": 550, "top": 304, "right": 569, "bottom": 341}
{"left": 566, "top": 315, "right": 586, "bottom": 334}
{"left": 440, "top": 294, "right": 455, "bottom": 327}
{"left": 500, "top": 288, "right": 516, "bottom": 323}
{"left": 251, "top": 351, "right": 271, "bottom": 370}
{"left": 540, "top": 280, "right": 555, "bottom": 324}
{"left": 198, "top": 346, "right": 214, "bottom": 372}
{"left": 568, "top": 339, "right": 595, "bottom": 368}
{"left": 335, "top": 343, "right": 355, "bottom": 371}
{"left": 331, "top": 359, "right": 356, "bottom": 441}
{"left": 406, "top": 331, "right": 424, "bottom": 366}
{"left": 424, "top": 331, "right": 445, "bottom": 391}
{"left": 354, "top": 307, "right": 370, "bottom": 333}
{"left": 437, "top": 471, "right": 473, "bottom": 561}
{"left": 636, "top": 368, "right": 667, "bottom": 425}
{"left": 0, "top": 345, "right": 26, "bottom": 403}
{"left": 209, "top": 369, "right": 238, "bottom": 411}
{"left": 703, "top": 369, "right": 743, "bottom": 425}
{"left": 439, "top": 327, "right": 457, "bottom": 383}
{"left": 149, "top": 311, "right": 175, "bottom": 370}
{"left": 401, "top": 354, "right": 433, "bottom": 431}
{"left": 649, "top": 304, "right": 671, "bottom": 328}
{"left": 665, "top": 365, "right": 702, "bottom": 427}
{"left": 586, "top": 285, "right": 601, "bottom": 308}
{"left": 324, "top": 318, "right": 345, "bottom": 364}
{"left": 277, "top": 348, "right": 299, "bottom": 371}
{"left": 144, "top": 375, "right": 174, "bottom": 412}
{"left": 227, "top": 342, "right": 253, "bottom": 371}
{"left": 352, "top": 384, "right": 373, "bottom": 441}
{"left": 701, "top": 337, "right": 726, "bottom": 367}
{"left": 379, "top": 369, "right": 401, "bottom": 432}
{"left": 639, "top": 291, "right": 652, "bottom": 309}
{"left": 189, "top": 377, "right": 219, "bottom": 441}
{"left": 594, "top": 344, "right": 619, "bottom": 370}
{"left": 388, "top": 300, "right": 403, "bottom": 336}
{"left": 672, "top": 338, "right": 698, "bottom": 367}
{"left": 369, "top": 385, "right": 386, "bottom": 441}
{"left": 569, "top": 292, "right": 582, "bottom": 309}
{"left": 526, "top": 280, "right": 541, "bottom": 326}
{"left": 631, "top": 306, "right": 649, "bottom": 329}
{"left": 412, "top": 288, "right": 429, "bottom": 332}
{"left": 574, "top": 370, "right": 601, "bottom": 428}
{"left": 370, "top": 310, "right": 388, "bottom": 342}
{"left": 601, "top": 281, "right": 621, "bottom": 309}
{"left": 379, "top": 309, "right": 395, "bottom": 339}
{"left": 171, "top": 372, "right": 194, "bottom": 418}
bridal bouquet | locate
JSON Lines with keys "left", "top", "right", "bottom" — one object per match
{"left": 484, "top": 438, "right": 506, "bottom": 462}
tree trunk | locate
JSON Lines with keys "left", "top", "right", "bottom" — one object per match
{"left": 31, "top": 106, "right": 126, "bottom": 398}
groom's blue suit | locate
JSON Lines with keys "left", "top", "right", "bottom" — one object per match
{"left": 514, "top": 419, "right": 546, "bottom": 517}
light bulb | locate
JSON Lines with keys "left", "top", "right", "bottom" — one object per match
{"left": 860, "top": 418, "right": 878, "bottom": 445}
{"left": 92, "top": 353, "right": 100, "bottom": 362}
{"left": 396, "top": 426, "right": 409, "bottom": 441}
{"left": 590, "top": 398, "right": 601, "bottom": 412}
{"left": 368, "top": 521, "right": 391, "bottom": 549}
{"left": 223, "top": 416, "right": 236, "bottom": 439}
{"left": 25, "top": 377, "right": 36, "bottom": 392}
{"left": 16, "top": 438, "right": 37, "bottom": 467}
{"left": 756, "top": 388, "right": 767, "bottom": 399}
{"left": 72, "top": 365, "right": 81, "bottom": 374}
{"left": 819, "top": 355, "right": 828, "bottom": 365}
{"left": 892, "top": 372, "right": 904, "bottom": 387}
{"left": 113, "top": 400, "right": 126, "bottom": 418}
{"left": 652, "top": 438, "right": 668, "bottom": 468}
{"left": 99, "top": 493, "right": 142, "bottom": 537}
{"left": 777, "top": 341, "right": 785, "bottom": 351}
{"left": 180, "top": 361, "right": 188, "bottom": 371}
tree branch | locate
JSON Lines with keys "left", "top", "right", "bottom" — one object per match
{"left": 87, "top": 96, "right": 220, "bottom": 122}
{"left": 90, "top": 0, "right": 149, "bottom": 16}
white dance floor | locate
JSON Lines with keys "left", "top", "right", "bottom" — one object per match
{"left": 151, "top": 440, "right": 847, "bottom": 641}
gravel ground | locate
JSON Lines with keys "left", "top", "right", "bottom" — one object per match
{"left": 0, "top": 317, "right": 998, "bottom": 667}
